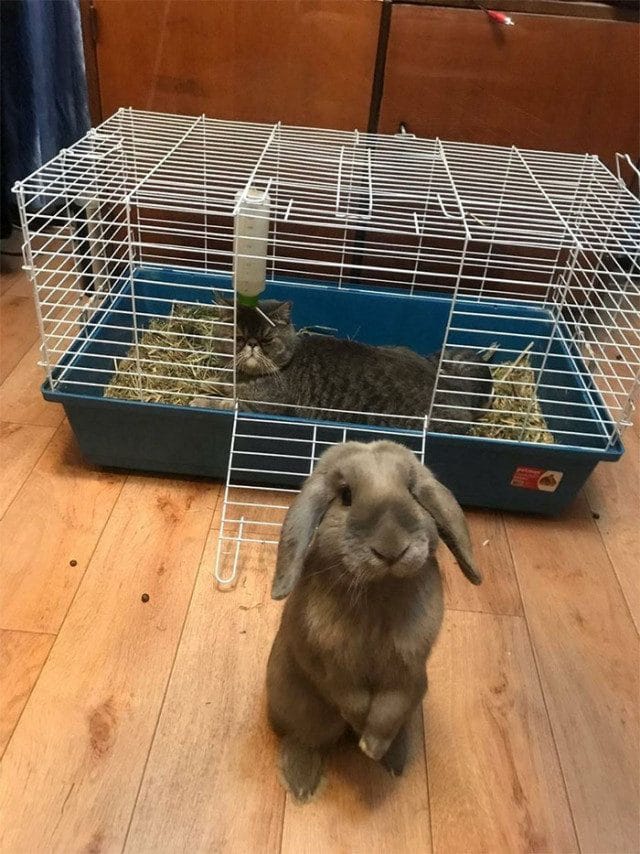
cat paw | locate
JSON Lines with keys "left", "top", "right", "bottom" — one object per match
{"left": 190, "top": 396, "right": 213, "bottom": 409}
{"left": 190, "top": 395, "right": 235, "bottom": 410}
{"left": 216, "top": 397, "right": 236, "bottom": 410}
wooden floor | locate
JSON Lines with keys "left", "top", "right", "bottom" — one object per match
{"left": 0, "top": 270, "right": 638, "bottom": 854}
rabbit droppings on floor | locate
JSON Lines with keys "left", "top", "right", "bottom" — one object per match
{"left": 266, "top": 440, "right": 482, "bottom": 801}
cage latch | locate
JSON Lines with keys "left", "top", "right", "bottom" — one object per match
{"left": 336, "top": 146, "right": 373, "bottom": 221}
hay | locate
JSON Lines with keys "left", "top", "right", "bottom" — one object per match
{"left": 104, "top": 302, "right": 233, "bottom": 405}
{"left": 470, "top": 344, "right": 554, "bottom": 444}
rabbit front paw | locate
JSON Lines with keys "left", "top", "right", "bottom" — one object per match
{"left": 338, "top": 689, "right": 371, "bottom": 732}
{"left": 358, "top": 733, "right": 393, "bottom": 762}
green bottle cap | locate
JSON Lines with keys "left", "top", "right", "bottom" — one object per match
{"left": 237, "top": 292, "right": 260, "bottom": 308}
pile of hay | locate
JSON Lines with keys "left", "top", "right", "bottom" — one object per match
{"left": 470, "top": 345, "right": 554, "bottom": 444}
{"left": 104, "top": 302, "right": 233, "bottom": 405}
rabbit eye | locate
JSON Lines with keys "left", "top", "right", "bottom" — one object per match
{"left": 340, "top": 486, "right": 352, "bottom": 507}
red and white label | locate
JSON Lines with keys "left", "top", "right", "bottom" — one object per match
{"left": 511, "top": 466, "right": 564, "bottom": 493}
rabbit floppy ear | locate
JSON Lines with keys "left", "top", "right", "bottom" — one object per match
{"left": 272, "top": 474, "right": 332, "bottom": 600}
{"left": 412, "top": 465, "right": 482, "bottom": 585}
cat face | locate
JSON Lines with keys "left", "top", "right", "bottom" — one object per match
{"left": 235, "top": 300, "right": 297, "bottom": 377}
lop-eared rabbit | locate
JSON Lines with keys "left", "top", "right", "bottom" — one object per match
{"left": 267, "top": 440, "right": 482, "bottom": 801}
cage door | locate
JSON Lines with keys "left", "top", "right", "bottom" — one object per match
{"left": 213, "top": 408, "right": 427, "bottom": 586}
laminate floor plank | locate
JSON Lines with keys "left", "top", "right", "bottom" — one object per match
{"left": 125, "top": 507, "right": 286, "bottom": 854}
{"left": 426, "top": 610, "right": 577, "bottom": 853}
{"left": 507, "top": 495, "right": 639, "bottom": 853}
{"left": 0, "top": 421, "right": 56, "bottom": 518}
{"left": 441, "top": 508, "right": 523, "bottom": 616}
{"left": 0, "top": 341, "right": 65, "bottom": 429}
{"left": 0, "top": 422, "right": 125, "bottom": 633}
{"left": 584, "top": 419, "right": 640, "bottom": 632}
{"left": 0, "top": 276, "right": 38, "bottom": 383}
{"left": 0, "top": 629, "right": 55, "bottom": 756}
{"left": 0, "top": 476, "right": 219, "bottom": 854}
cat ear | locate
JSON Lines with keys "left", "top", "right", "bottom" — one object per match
{"left": 268, "top": 300, "right": 293, "bottom": 325}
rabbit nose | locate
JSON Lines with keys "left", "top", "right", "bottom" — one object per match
{"left": 371, "top": 544, "right": 409, "bottom": 565}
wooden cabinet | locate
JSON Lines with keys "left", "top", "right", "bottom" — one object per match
{"left": 378, "top": 3, "right": 639, "bottom": 169}
{"left": 85, "top": 0, "right": 639, "bottom": 168}
{"left": 91, "top": 0, "right": 381, "bottom": 130}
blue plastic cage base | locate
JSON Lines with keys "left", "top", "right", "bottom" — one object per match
{"left": 43, "top": 267, "right": 624, "bottom": 516}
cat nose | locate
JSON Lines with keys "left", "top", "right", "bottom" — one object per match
{"left": 370, "top": 544, "right": 409, "bottom": 565}
{"left": 246, "top": 337, "right": 258, "bottom": 348}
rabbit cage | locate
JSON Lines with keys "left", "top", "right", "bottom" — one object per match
{"left": 14, "top": 109, "right": 640, "bottom": 581}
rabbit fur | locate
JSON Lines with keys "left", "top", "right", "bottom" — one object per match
{"left": 266, "top": 440, "right": 482, "bottom": 802}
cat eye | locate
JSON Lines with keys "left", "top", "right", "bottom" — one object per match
{"left": 340, "top": 486, "right": 352, "bottom": 507}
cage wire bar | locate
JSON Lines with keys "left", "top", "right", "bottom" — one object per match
{"left": 13, "top": 109, "right": 640, "bottom": 583}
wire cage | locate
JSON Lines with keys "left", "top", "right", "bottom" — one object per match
{"left": 14, "top": 109, "right": 640, "bottom": 584}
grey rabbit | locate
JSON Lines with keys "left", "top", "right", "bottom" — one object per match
{"left": 191, "top": 299, "right": 495, "bottom": 432}
{"left": 266, "top": 440, "right": 482, "bottom": 801}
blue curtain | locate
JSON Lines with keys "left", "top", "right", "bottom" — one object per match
{"left": 1, "top": 0, "right": 90, "bottom": 239}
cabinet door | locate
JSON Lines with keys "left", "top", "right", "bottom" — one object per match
{"left": 378, "top": 4, "right": 639, "bottom": 169}
{"left": 93, "top": 0, "right": 380, "bottom": 129}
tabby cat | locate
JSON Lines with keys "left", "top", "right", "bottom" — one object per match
{"left": 191, "top": 299, "right": 494, "bottom": 433}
